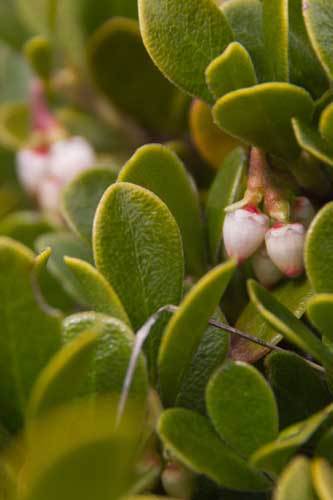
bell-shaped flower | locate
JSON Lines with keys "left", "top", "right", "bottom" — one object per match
{"left": 265, "top": 223, "right": 306, "bottom": 277}
{"left": 252, "top": 244, "right": 283, "bottom": 288}
{"left": 16, "top": 148, "right": 49, "bottom": 196}
{"left": 49, "top": 136, "right": 95, "bottom": 184}
{"left": 223, "top": 206, "right": 269, "bottom": 263}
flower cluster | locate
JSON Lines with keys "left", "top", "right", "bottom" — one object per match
{"left": 17, "top": 136, "right": 95, "bottom": 217}
{"left": 223, "top": 197, "right": 315, "bottom": 288}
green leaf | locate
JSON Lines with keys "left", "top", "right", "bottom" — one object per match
{"left": 0, "top": 102, "right": 30, "bottom": 150}
{"left": 248, "top": 280, "right": 332, "bottom": 365}
{"left": 288, "top": 0, "right": 328, "bottom": 98}
{"left": 207, "top": 361, "right": 278, "bottom": 458}
{"left": 316, "top": 429, "right": 333, "bottom": 463}
{"left": 88, "top": 18, "right": 189, "bottom": 135}
{"left": 308, "top": 294, "right": 333, "bottom": 342}
{"left": 292, "top": 118, "right": 333, "bottom": 166}
{"left": 0, "top": 0, "right": 32, "bottom": 49}
{"left": 305, "top": 202, "right": 333, "bottom": 293}
{"left": 175, "top": 308, "right": 229, "bottom": 414}
{"left": 62, "top": 312, "right": 148, "bottom": 407}
{"left": 213, "top": 83, "right": 314, "bottom": 159}
{"left": 206, "top": 42, "right": 256, "bottom": 99}
{"left": 303, "top": 0, "right": 333, "bottom": 80}
{"left": 222, "top": 0, "right": 266, "bottom": 83}
{"left": 28, "top": 329, "right": 100, "bottom": 419}
{"left": 158, "top": 409, "right": 270, "bottom": 491}
{"left": 35, "top": 232, "right": 94, "bottom": 304}
{"left": 138, "top": 0, "right": 233, "bottom": 102}
{"left": 158, "top": 261, "right": 235, "bottom": 406}
{"left": 206, "top": 147, "right": 247, "bottom": 263}
{"left": 274, "top": 457, "right": 317, "bottom": 500}
{"left": 251, "top": 405, "right": 333, "bottom": 475}
{"left": 312, "top": 458, "right": 333, "bottom": 500}
{"left": 16, "top": 0, "right": 57, "bottom": 34}
{"left": 0, "top": 211, "right": 54, "bottom": 249}
{"left": 93, "top": 182, "right": 184, "bottom": 331}
{"left": 23, "top": 399, "right": 142, "bottom": 500}
{"left": 118, "top": 144, "right": 206, "bottom": 277}
{"left": 189, "top": 99, "right": 243, "bottom": 169}
{"left": 64, "top": 257, "right": 130, "bottom": 325}
{"left": 266, "top": 351, "right": 330, "bottom": 429}
{"left": 61, "top": 167, "right": 118, "bottom": 243}
{"left": 232, "top": 278, "right": 313, "bottom": 363}
{"left": 262, "top": 0, "right": 288, "bottom": 81}
{"left": 0, "top": 237, "right": 61, "bottom": 431}
{"left": 320, "top": 103, "right": 333, "bottom": 145}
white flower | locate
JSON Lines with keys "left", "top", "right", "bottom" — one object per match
{"left": 252, "top": 245, "right": 283, "bottom": 288}
{"left": 16, "top": 148, "right": 49, "bottom": 196}
{"left": 265, "top": 223, "right": 306, "bottom": 277}
{"left": 223, "top": 207, "right": 269, "bottom": 263}
{"left": 37, "top": 177, "right": 62, "bottom": 214}
{"left": 49, "top": 136, "right": 95, "bottom": 183}
{"left": 291, "top": 196, "right": 315, "bottom": 228}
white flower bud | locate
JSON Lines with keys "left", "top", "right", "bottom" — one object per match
{"left": 49, "top": 136, "right": 95, "bottom": 183}
{"left": 265, "top": 223, "right": 306, "bottom": 277}
{"left": 162, "top": 461, "right": 195, "bottom": 500}
{"left": 223, "top": 207, "right": 269, "bottom": 263}
{"left": 291, "top": 196, "right": 315, "bottom": 228}
{"left": 252, "top": 245, "right": 283, "bottom": 288}
{"left": 37, "top": 176, "right": 62, "bottom": 214}
{"left": 16, "top": 148, "right": 49, "bottom": 196}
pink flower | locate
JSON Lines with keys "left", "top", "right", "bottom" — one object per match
{"left": 223, "top": 206, "right": 269, "bottom": 263}
{"left": 252, "top": 245, "right": 283, "bottom": 288}
{"left": 265, "top": 223, "right": 306, "bottom": 277}
{"left": 291, "top": 196, "right": 315, "bottom": 228}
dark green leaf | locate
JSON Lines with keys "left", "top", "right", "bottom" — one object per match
{"left": 158, "top": 261, "right": 235, "bottom": 406}
{"left": 262, "top": 0, "right": 289, "bottom": 81}
{"left": 118, "top": 144, "right": 206, "bottom": 277}
{"left": 159, "top": 409, "right": 270, "bottom": 491}
{"left": 292, "top": 118, "right": 333, "bottom": 166}
{"left": 207, "top": 361, "right": 278, "bottom": 457}
{"left": 307, "top": 294, "right": 333, "bottom": 342}
{"left": 138, "top": 0, "right": 233, "bottom": 102}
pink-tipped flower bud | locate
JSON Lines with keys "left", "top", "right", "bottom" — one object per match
{"left": 16, "top": 148, "right": 49, "bottom": 196}
{"left": 291, "top": 196, "right": 315, "bottom": 228}
{"left": 252, "top": 245, "right": 283, "bottom": 288}
{"left": 162, "top": 460, "right": 195, "bottom": 500}
{"left": 49, "top": 136, "right": 95, "bottom": 183}
{"left": 223, "top": 206, "right": 269, "bottom": 263}
{"left": 265, "top": 223, "right": 306, "bottom": 277}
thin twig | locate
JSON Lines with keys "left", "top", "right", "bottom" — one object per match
{"left": 117, "top": 304, "right": 325, "bottom": 425}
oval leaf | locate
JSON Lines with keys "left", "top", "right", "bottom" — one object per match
{"left": 158, "top": 260, "right": 235, "bottom": 406}
{"left": 232, "top": 278, "right": 313, "bottom": 363}
{"left": 274, "top": 457, "right": 317, "bottom": 500}
{"left": 213, "top": 83, "right": 314, "bottom": 159}
{"left": 158, "top": 409, "right": 270, "bottom": 491}
{"left": 266, "top": 351, "right": 330, "bottom": 429}
{"left": 306, "top": 202, "right": 333, "bottom": 292}
{"left": 248, "top": 280, "right": 331, "bottom": 365}
{"left": 312, "top": 458, "right": 333, "bottom": 500}
{"left": 292, "top": 118, "right": 333, "bottom": 166}
{"left": 88, "top": 18, "right": 188, "bottom": 134}
{"left": 61, "top": 167, "right": 118, "bottom": 243}
{"left": 207, "top": 361, "right": 279, "bottom": 458}
{"left": 262, "top": 0, "right": 289, "bottom": 82}
{"left": 93, "top": 182, "right": 184, "bottom": 331}
{"left": 205, "top": 42, "right": 257, "bottom": 99}
{"left": 307, "top": 294, "right": 333, "bottom": 342}
{"left": 28, "top": 329, "right": 100, "bottom": 418}
{"left": 303, "top": 0, "right": 333, "bottom": 80}
{"left": 0, "top": 237, "right": 61, "bottom": 431}
{"left": 251, "top": 405, "right": 333, "bottom": 475}
{"left": 118, "top": 144, "right": 206, "bottom": 277}
{"left": 138, "top": 0, "right": 233, "bottom": 102}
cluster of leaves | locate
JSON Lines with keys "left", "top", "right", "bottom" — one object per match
{"left": 1, "top": 0, "right": 333, "bottom": 499}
